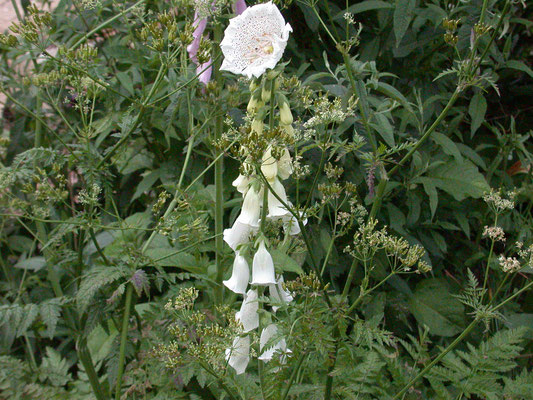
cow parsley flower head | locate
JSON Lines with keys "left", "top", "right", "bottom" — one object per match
{"left": 220, "top": 1, "right": 292, "bottom": 78}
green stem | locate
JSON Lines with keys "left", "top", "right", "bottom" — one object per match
{"left": 214, "top": 23, "right": 225, "bottom": 305}
{"left": 281, "top": 352, "right": 307, "bottom": 400}
{"left": 392, "top": 318, "right": 479, "bottom": 399}
{"left": 115, "top": 283, "right": 134, "bottom": 400}
{"left": 481, "top": 214, "right": 498, "bottom": 301}
{"left": 341, "top": 258, "right": 358, "bottom": 297}
{"left": 369, "top": 89, "right": 460, "bottom": 220}
{"left": 78, "top": 339, "right": 107, "bottom": 400}
{"left": 392, "top": 278, "right": 533, "bottom": 399}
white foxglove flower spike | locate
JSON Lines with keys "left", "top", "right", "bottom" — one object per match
{"left": 261, "top": 146, "right": 278, "bottom": 182}
{"left": 251, "top": 241, "right": 277, "bottom": 285}
{"left": 235, "top": 289, "right": 259, "bottom": 332}
{"left": 224, "top": 220, "right": 258, "bottom": 251}
{"left": 225, "top": 335, "right": 250, "bottom": 374}
{"left": 267, "top": 178, "right": 290, "bottom": 218}
{"left": 277, "top": 147, "right": 293, "bottom": 180}
{"left": 237, "top": 186, "right": 261, "bottom": 226}
{"left": 232, "top": 174, "right": 251, "bottom": 194}
{"left": 223, "top": 253, "right": 250, "bottom": 294}
{"left": 220, "top": 2, "right": 292, "bottom": 78}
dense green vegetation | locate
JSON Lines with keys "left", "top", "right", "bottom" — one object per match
{"left": 0, "top": 0, "right": 532, "bottom": 399}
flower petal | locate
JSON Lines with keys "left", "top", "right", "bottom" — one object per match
{"left": 225, "top": 335, "right": 250, "bottom": 374}
{"left": 223, "top": 253, "right": 250, "bottom": 294}
{"left": 251, "top": 241, "right": 277, "bottom": 285}
{"left": 235, "top": 289, "right": 259, "bottom": 332}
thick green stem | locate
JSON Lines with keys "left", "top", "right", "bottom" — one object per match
{"left": 281, "top": 352, "right": 307, "bottom": 400}
{"left": 214, "top": 23, "right": 225, "bottom": 304}
{"left": 115, "top": 284, "right": 134, "bottom": 400}
{"left": 341, "top": 258, "right": 358, "bottom": 297}
{"left": 78, "top": 339, "right": 107, "bottom": 400}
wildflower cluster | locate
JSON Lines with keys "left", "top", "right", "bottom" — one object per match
{"left": 345, "top": 219, "right": 428, "bottom": 273}
{"left": 483, "top": 189, "right": 516, "bottom": 214}
{"left": 483, "top": 225, "right": 506, "bottom": 242}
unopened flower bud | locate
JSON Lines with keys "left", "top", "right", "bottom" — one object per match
{"left": 279, "top": 101, "right": 293, "bottom": 125}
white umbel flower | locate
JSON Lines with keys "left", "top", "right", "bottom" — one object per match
{"left": 225, "top": 335, "right": 250, "bottom": 374}
{"left": 235, "top": 289, "right": 259, "bottom": 332}
{"left": 251, "top": 240, "right": 277, "bottom": 285}
{"left": 258, "top": 324, "right": 290, "bottom": 363}
{"left": 223, "top": 253, "right": 250, "bottom": 294}
{"left": 220, "top": 1, "right": 292, "bottom": 78}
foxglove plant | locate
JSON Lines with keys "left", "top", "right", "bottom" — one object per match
{"left": 219, "top": 1, "right": 298, "bottom": 375}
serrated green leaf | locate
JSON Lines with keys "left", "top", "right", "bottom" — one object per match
{"left": 270, "top": 249, "right": 303, "bottom": 274}
{"left": 394, "top": 0, "right": 416, "bottom": 47}
{"left": 469, "top": 94, "right": 487, "bottom": 137}
{"left": 432, "top": 132, "right": 463, "bottom": 162}
{"left": 409, "top": 279, "right": 466, "bottom": 336}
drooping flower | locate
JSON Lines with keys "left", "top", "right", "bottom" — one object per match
{"left": 269, "top": 275, "right": 293, "bottom": 311}
{"left": 223, "top": 253, "right": 250, "bottom": 294}
{"left": 233, "top": 174, "right": 251, "bottom": 194}
{"left": 251, "top": 240, "right": 277, "bottom": 285}
{"left": 237, "top": 186, "right": 261, "bottom": 226}
{"left": 225, "top": 335, "right": 250, "bottom": 374}
{"left": 261, "top": 146, "right": 278, "bottom": 181}
{"left": 258, "top": 323, "right": 291, "bottom": 363}
{"left": 188, "top": 1, "right": 248, "bottom": 85}
{"left": 220, "top": 1, "right": 292, "bottom": 78}
{"left": 267, "top": 178, "right": 289, "bottom": 218}
{"left": 235, "top": 289, "right": 259, "bottom": 332}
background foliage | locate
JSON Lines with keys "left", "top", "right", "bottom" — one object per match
{"left": 0, "top": 0, "right": 532, "bottom": 399}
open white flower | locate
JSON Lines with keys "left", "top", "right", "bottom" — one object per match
{"left": 235, "top": 289, "right": 259, "bottom": 332}
{"left": 237, "top": 186, "right": 261, "bottom": 226}
{"left": 225, "top": 335, "right": 250, "bottom": 374}
{"left": 220, "top": 1, "right": 292, "bottom": 78}
{"left": 258, "top": 323, "right": 291, "bottom": 363}
{"left": 267, "top": 178, "right": 289, "bottom": 218}
{"left": 223, "top": 253, "right": 250, "bottom": 294}
{"left": 251, "top": 240, "right": 277, "bottom": 285}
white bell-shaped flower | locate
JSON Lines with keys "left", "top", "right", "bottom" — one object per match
{"left": 235, "top": 289, "right": 259, "bottom": 332}
{"left": 261, "top": 146, "right": 278, "bottom": 182}
{"left": 258, "top": 324, "right": 290, "bottom": 363}
{"left": 269, "top": 275, "right": 293, "bottom": 311}
{"left": 267, "top": 178, "right": 290, "bottom": 218}
{"left": 237, "top": 186, "right": 261, "bottom": 226}
{"left": 225, "top": 335, "right": 250, "bottom": 374}
{"left": 282, "top": 206, "right": 307, "bottom": 236}
{"left": 232, "top": 174, "right": 251, "bottom": 194}
{"left": 224, "top": 220, "right": 257, "bottom": 251}
{"left": 223, "top": 253, "right": 250, "bottom": 294}
{"left": 251, "top": 241, "right": 277, "bottom": 285}
{"left": 277, "top": 148, "right": 293, "bottom": 180}
{"left": 220, "top": 2, "right": 293, "bottom": 78}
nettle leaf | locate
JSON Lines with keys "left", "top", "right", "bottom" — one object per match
{"left": 409, "top": 279, "right": 466, "bottom": 336}
{"left": 14, "top": 256, "right": 46, "bottom": 271}
{"left": 394, "top": 0, "right": 416, "bottom": 47}
{"left": 77, "top": 265, "right": 131, "bottom": 312}
{"left": 39, "top": 298, "right": 63, "bottom": 338}
{"left": 468, "top": 93, "right": 487, "bottom": 137}
{"left": 415, "top": 159, "right": 489, "bottom": 204}
{"left": 431, "top": 132, "right": 463, "bottom": 162}
{"left": 270, "top": 249, "right": 303, "bottom": 274}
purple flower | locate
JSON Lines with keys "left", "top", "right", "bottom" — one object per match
{"left": 187, "top": 1, "right": 247, "bottom": 85}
